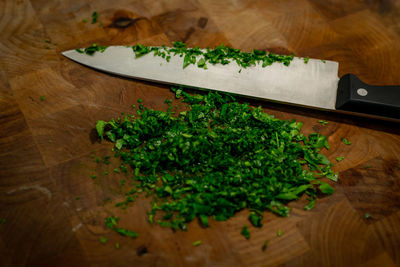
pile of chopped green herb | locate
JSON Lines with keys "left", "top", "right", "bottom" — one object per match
{"left": 78, "top": 41, "right": 295, "bottom": 70}
{"left": 96, "top": 87, "right": 337, "bottom": 231}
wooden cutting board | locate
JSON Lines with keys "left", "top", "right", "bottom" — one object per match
{"left": 1, "top": 0, "right": 400, "bottom": 266}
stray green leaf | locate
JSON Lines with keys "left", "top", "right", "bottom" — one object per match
{"left": 115, "top": 243, "right": 120, "bottom": 249}
{"left": 0, "top": 218, "right": 6, "bottom": 224}
{"left": 96, "top": 120, "right": 107, "bottom": 141}
{"left": 99, "top": 237, "right": 107, "bottom": 243}
{"left": 262, "top": 240, "right": 269, "bottom": 251}
{"left": 241, "top": 225, "right": 250, "bottom": 239}
{"left": 304, "top": 56, "right": 309, "bottom": 64}
{"left": 341, "top": 138, "right": 352, "bottom": 145}
{"left": 192, "top": 240, "right": 202, "bottom": 246}
{"left": 318, "top": 120, "right": 328, "bottom": 126}
{"left": 336, "top": 156, "right": 345, "bottom": 162}
{"left": 277, "top": 229, "right": 282, "bottom": 237}
{"left": 40, "top": 96, "right": 45, "bottom": 101}
{"left": 319, "top": 182, "right": 334, "bottom": 195}
{"left": 304, "top": 199, "right": 316, "bottom": 210}
{"left": 91, "top": 11, "right": 98, "bottom": 24}
{"left": 249, "top": 212, "right": 263, "bottom": 227}
{"left": 365, "top": 213, "right": 372, "bottom": 219}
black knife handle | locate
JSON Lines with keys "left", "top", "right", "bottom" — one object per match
{"left": 335, "top": 74, "right": 400, "bottom": 120}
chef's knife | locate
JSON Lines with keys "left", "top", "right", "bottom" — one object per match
{"left": 62, "top": 46, "right": 400, "bottom": 120}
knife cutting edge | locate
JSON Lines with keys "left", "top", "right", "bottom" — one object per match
{"left": 62, "top": 45, "right": 400, "bottom": 120}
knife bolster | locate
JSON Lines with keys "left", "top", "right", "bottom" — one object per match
{"left": 335, "top": 74, "right": 400, "bottom": 119}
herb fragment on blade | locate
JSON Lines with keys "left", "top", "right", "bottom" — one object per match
{"left": 82, "top": 41, "right": 297, "bottom": 70}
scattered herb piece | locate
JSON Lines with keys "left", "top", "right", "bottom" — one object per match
{"left": 318, "top": 120, "right": 328, "bottom": 126}
{"left": 241, "top": 225, "right": 250, "bottom": 239}
{"left": 105, "top": 216, "right": 138, "bottom": 239}
{"left": 336, "top": 156, "right": 345, "bottom": 162}
{"left": 82, "top": 18, "right": 87, "bottom": 23}
{"left": 91, "top": 174, "right": 97, "bottom": 179}
{"left": 277, "top": 229, "right": 282, "bottom": 237}
{"left": 0, "top": 218, "right": 6, "bottom": 224}
{"left": 304, "top": 56, "right": 309, "bottom": 64}
{"left": 318, "top": 182, "right": 334, "bottom": 195}
{"left": 341, "top": 138, "right": 352, "bottom": 145}
{"left": 192, "top": 240, "right": 202, "bottom": 247}
{"left": 40, "top": 96, "right": 45, "bottom": 101}
{"left": 262, "top": 240, "right": 269, "bottom": 251}
{"left": 115, "top": 243, "right": 120, "bottom": 249}
{"left": 99, "top": 237, "right": 107, "bottom": 243}
{"left": 365, "top": 213, "right": 372, "bottom": 219}
{"left": 91, "top": 11, "right": 98, "bottom": 24}
{"left": 137, "top": 99, "right": 143, "bottom": 103}
{"left": 114, "top": 228, "right": 138, "bottom": 238}
{"left": 103, "top": 171, "right": 109, "bottom": 175}
{"left": 74, "top": 196, "right": 80, "bottom": 200}
{"left": 321, "top": 59, "right": 326, "bottom": 63}
{"left": 364, "top": 165, "right": 372, "bottom": 169}
{"left": 249, "top": 211, "right": 263, "bottom": 227}
{"left": 304, "top": 199, "right": 316, "bottom": 210}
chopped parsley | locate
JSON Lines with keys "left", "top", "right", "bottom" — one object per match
{"left": 94, "top": 87, "right": 337, "bottom": 233}
{"left": 81, "top": 41, "right": 298, "bottom": 70}
{"left": 99, "top": 237, "right": 107, "bottom": 243}
{"left": 365, "top": 213, "right": 372, "bottom": 219}
{"left": 304, "top": 56, "right": 309, "bottom": 64}
{"left": 0, "top": 218, "right": 6, "bottom": 224}
{"left": 40, "top": 96, "right": 45, "bottom": 101}
{"left": 115, "top": 243, "right": 120, "bottom": 249}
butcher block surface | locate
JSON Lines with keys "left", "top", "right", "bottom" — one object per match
{"left": 1, "top": 0, "right": 400, "bottom": 266}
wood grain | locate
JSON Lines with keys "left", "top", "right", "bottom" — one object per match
{"left": 1, "top": 0, "right": 400, "bottom": 266}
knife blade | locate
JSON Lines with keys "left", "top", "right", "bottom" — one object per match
{"left": 62, "top": 46, "right": 400, "bottom": 120}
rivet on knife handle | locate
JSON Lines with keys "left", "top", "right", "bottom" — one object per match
{"left": 336, "top": 74, "right": 400, "bottom": 120}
